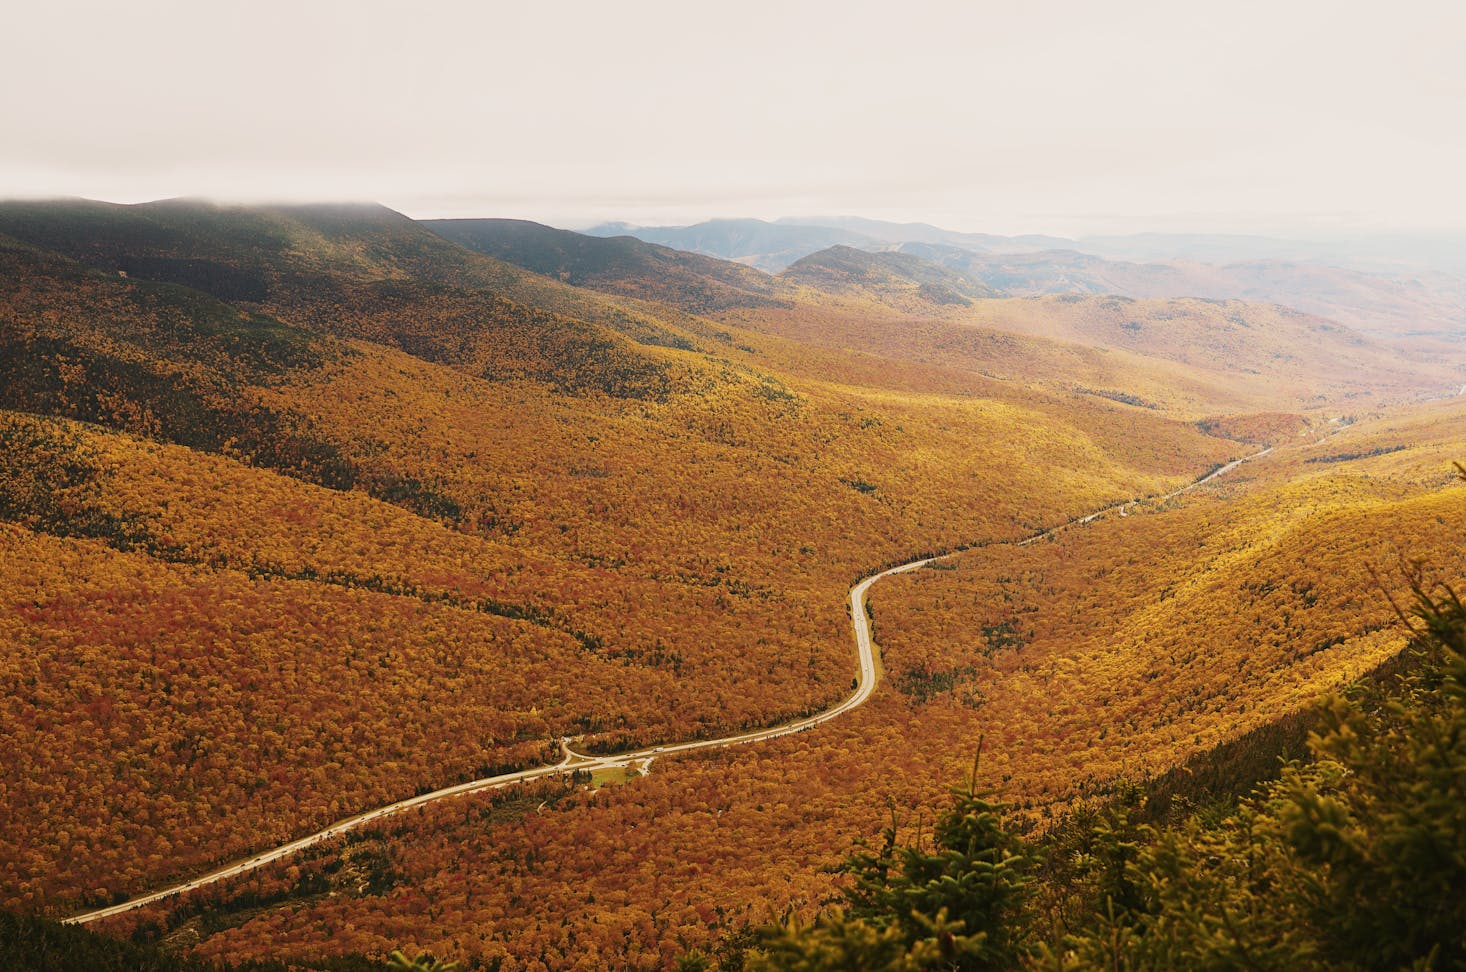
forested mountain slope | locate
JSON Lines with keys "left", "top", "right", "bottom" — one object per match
{"left": 146, "top": 400, "right": 1466, "bottom": 970}
{"left": 1, "top": 201, "right": 1239, "bottom": 919}
{"left": 716, "top": 290, "right": 1447, "bottom": 416}
{"left": 0, "top": 198, "right": 716, "bottom": 385}
{"left": 4, "top": 198, "right": 1459, "bottom": 971}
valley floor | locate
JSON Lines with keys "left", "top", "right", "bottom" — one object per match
{"left": 70, "top": 399, "right": 1466, "bottom": 970}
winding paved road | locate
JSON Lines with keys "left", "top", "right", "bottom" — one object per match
{"left": 66, "top": 446, "right": 1271, "bottom": 925}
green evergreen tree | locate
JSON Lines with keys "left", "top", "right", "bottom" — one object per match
{"left": 384, "top": 950, "right": 459, "bottom": 972}
{"left": 1045, "top": 575, "right": 1466, "bottom": 971}
{"left": 750, "top": 745, "right": 1032, "bottom": 971}
{"left": 1278, "top": 579, "right": 1466, "bottom": 970}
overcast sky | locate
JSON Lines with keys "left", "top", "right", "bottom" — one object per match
{"left": 2, "top": 0, "right": 1463, "bottom": 236}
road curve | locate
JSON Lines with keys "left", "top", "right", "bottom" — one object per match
{"left": 66, "top": 445, "right": 1270, "bottom": 925}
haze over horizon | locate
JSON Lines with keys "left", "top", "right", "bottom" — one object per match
{"left": 3, "top": 0, "right": 1464, "bottom": 238}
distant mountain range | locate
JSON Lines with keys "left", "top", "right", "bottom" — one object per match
{"left": 581, "top": 216, "right": 1466, "bottom": 341}
{"left": 585, "top": 218, "right": 874, "bottom": 274}
{"left": 583, "top": 216, "right": 1067, "bottom": 271}
{"left": 587, "top": 215, "right": 1466, "bottom": 276}
{"left": 893, "top": 243, "right": 1466, "bottom": 342}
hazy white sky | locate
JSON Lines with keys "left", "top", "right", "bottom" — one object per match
{"left": 3, "top": 0, "right": 1463, "bottom": 235}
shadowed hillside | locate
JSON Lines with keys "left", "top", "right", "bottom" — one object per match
{"left": 0, "top": 198, "right": 708, "bottom": 395}
{"left": 424, "top": 217, "right": 790, "bottom": 315}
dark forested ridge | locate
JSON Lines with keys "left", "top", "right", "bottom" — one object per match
{"left": 424, "top": 217, "right": 789, "bottom": 315}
